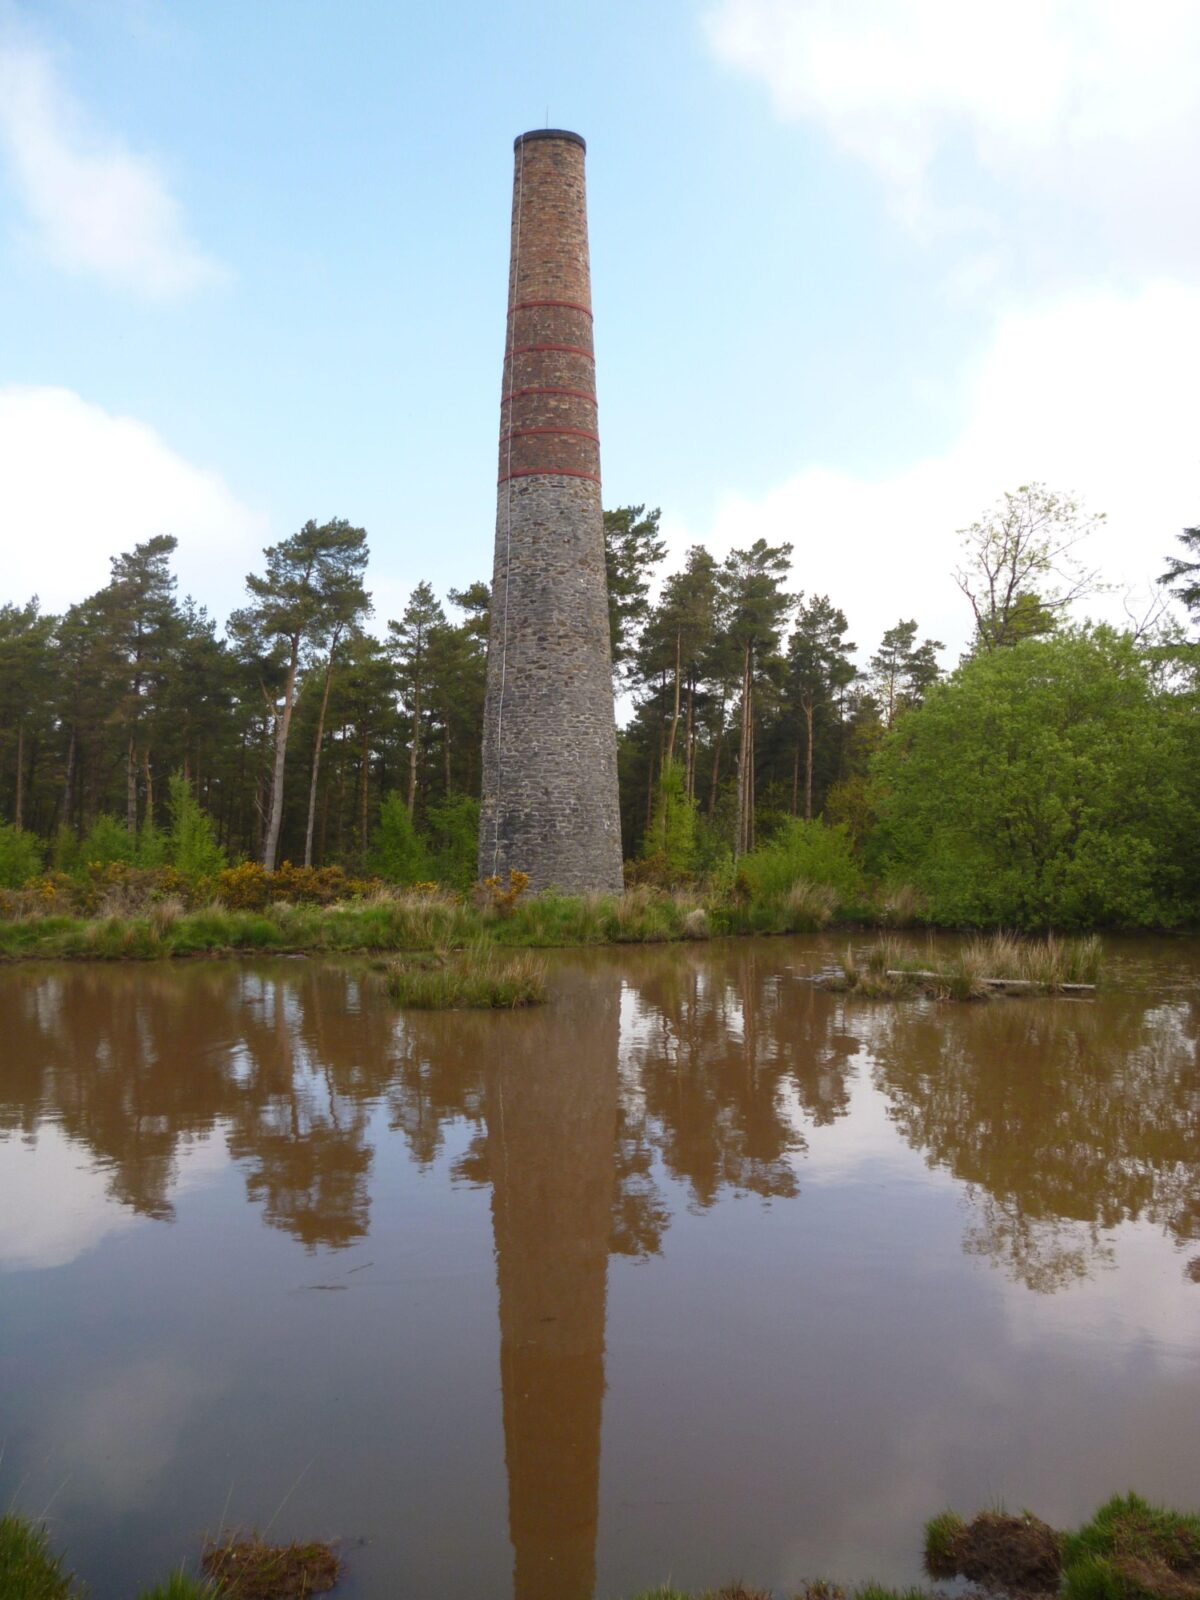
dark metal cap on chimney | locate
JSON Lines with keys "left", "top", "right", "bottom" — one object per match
{"left": 514, "top": 129, "right": 586, "bottom": 152}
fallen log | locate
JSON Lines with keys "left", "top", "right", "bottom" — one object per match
{"left": 884, "top": 969, "right": 1095, "bottom": 992}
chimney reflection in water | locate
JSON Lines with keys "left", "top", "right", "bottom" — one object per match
{"left": 482, "top": 966, "right": 620, "bottom": 1600}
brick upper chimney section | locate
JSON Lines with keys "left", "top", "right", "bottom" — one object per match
{"left": 499, "top": 131, "right": 600, "bottom": 488}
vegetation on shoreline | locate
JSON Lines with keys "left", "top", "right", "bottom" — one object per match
{"left": 0, "top": 1516, "right": 340, "bottom": 1600}
{"left": 6, "top": 1494, "right": 1198, "bottom": 1600}
{"left": 0, "top": 871, "right": 1124, "bottom": 970}
{"left": 925, "top": 1494, "right": 1200, "bottom": 1600}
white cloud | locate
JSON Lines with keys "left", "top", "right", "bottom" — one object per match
{"left": 0, "top": 38, "right": 224, "bottom": 295}
{"left": 704, "top": 0, "right": 1200, "bottom": 270}
{"left": 0, "top": 1120, "right": 228, "bottom": 1271}
{"left": 0, "top": 385, "right": 269, "bottom": 614}
{"left": 661, "top": 283, "right": 1200, "bottom": 657}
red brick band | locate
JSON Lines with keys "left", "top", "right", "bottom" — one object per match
{"left": 502, "top": 426, "right": 600, "bottom": 443}
{"left": 503, "top": 385, "right": 596, "bottom": 404}
{"left": 508, "top": 343, "right": 595, "bottom": 361}
{"left": 498, "top": 467, "right": 602, "bottom": 485}
{"left": 509, "top": 299, "right": 593, "bottom": 319}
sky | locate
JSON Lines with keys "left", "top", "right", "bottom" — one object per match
{"left": 1, "top": 0, "right": 1198, "bottom": 661}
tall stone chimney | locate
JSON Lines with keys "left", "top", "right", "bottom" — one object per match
{"left": 478, "top": 130, "right": 624, "bottom": 894}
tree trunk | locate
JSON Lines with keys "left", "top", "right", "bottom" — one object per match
{"left": 126, "top": 735, "right": 138, "bottom": 836}
{"left": 443, "top": 723, "right": 452, "bottom": 797}
{"left": 804, "top": 697, "right": 815, "bottom": 823}
{"left": 708, "top": 694, "right": 726, "bottom": 817}
{"left": 734, "top": 644, "right": 751, "bottom": 859}
{"left": 791, "top": 741, "right": 800, "bottom": 816}
{"left": 263, "top": 643, "right": 300, "bottom": 871}
{"left": 143, "top": 750, "right": 154, "bottom": 824}
{"left": 359, "top": 727, "right": 371, "bottom": 855}
{"left": 14, "top": 721, "right": 24, "bottom": 831}
{"left": 304, "top": 648, "right": 339, "bottom": 868}
{"left": 744, "top": 670, "right": 756, "bottom": 855}
{"left": 665, "top": 629, "right": 682, "bottom": 767}
{"left": 684, "top": 682, "right": 695, "bottom": 800}
{"left": 59, "top": 726, "right": 76, "bottom": 831}
{"left": 407, "top": 678, "right": 422, "bottom": 814}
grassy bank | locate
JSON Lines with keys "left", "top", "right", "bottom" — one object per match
{"left": 0, "top": 880, "right": 869, "bottom": 963}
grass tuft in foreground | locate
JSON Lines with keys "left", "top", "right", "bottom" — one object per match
{"left": 135, "top": 1573, "right": 220, "bottom": 1599}
{"left": 384, "top": 942, "right": 547, "bottom": 1009}
{"left": 0, "top": 1514, "right": 77, "bottom": 1600}
{"left": 922, "top": 1510, "right": 967, "bottom": 1579}
{"left": 1059, "top": 1494, "right": 1200, "bottom": 1600}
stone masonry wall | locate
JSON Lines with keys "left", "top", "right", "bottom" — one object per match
{"left": 478, "top": 131, "right": 624, "bottom": 894}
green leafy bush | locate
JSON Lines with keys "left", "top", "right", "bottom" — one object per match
{"left": 136, "top": 819, "right": 171, "bottom": 869}
{"left": 640, "top": 759, "right": 698, "bottom": 881}
{"left": 167, "top": 773, "right": 226, "bottom": 879}
{"left": 78, "top": 813, "right": 136, "bottom": 869}
{"left": 870, "top": 629, "right": 1198, "bottom": 928}
{"left": 0, "top": 823, "right": 43, "bottom": 888}
{"left": 737, "top": 818, "right": 864, "bottom": 905}
{"left": 425, "top": 794, "right": 480, "bottom": 889}
{"left": 371, "top": 792, "right": 432, "bottom": 885}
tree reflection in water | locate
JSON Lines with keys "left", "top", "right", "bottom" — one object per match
{"left": 3, "top": 951, "right": 1199, "bottom": 1598}
{"left": 861, "top": 993, "right": 1200, "bottom": 1292}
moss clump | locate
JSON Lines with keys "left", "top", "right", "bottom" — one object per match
{"left": 925, "top": 1509, "right": 1061, "bottom": 1594}
{"left": 384, "top": 944, "right": 547, "bottom": 1009}
{"left": 0, "top": 1515, "right": 77, "bottom": 1600}
{"left": 201, "top": 1536, "right": 340, "bottom": 1597}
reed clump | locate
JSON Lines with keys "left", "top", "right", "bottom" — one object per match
{"left": 384, "top": 942, "right": 547, "bottom": 1009}
{"left": 828, "top": 932, "right": 1102, "bottom": 1000}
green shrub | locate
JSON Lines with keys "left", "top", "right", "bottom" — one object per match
{"left": 49, "top": 824, "right": 79, "bottom": 873}
{"left": 136, "top": 819, "right": 171, "bottom": 869}
{"left": 167, "top": 773, "right": 226, "bottom": 879}
{"left": 425, "top": 794, "right": 480, "bottom": 889}
{"left": 641, "top": 759, "right": 698, "bottom": 880}
{"left": 870, "top": 630, "right": 1199, "bottom": 928}
{"left": 371, "top": 792, "right": 432, "bottom": 884}
{"left": 78, "top": 813, "right": 136, "bottom": 869}
{"left": 737, "top": 818, "right": 863, "bottom": 905}
{"left": 0, "top": 823, "right": 43, "bottom": 888}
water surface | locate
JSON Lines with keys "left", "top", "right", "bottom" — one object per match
{"left": 1, "top": 939, "right": 1198, "bottom": 1598}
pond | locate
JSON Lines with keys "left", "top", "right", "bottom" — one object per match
{"left": 1, "top": 938, "right": 1198, "bottom": 1600}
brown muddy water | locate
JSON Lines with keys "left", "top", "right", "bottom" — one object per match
{"left": 1, "top": 937, "right": 1197, "bottom": 1600}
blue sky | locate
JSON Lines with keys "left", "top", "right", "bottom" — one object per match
{"left": 2, "top": 0, "right": 1199, "bottom": 657}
